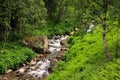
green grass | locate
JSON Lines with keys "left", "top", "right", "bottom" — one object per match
{"left": 47, "top": 22, "right": 120, "bottom": 80}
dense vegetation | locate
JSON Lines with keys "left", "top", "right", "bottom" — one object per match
{"left": 0, "top": 0, "right": 120, "bottom": 80}
{"left": 47, "top": 22, "right": 120, "bottom": 80}
{"left": 0, "top": 42, "right": 36, "bottom": 73}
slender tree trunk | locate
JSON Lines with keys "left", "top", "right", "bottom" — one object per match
{"left": 102, "top": 0, "right": 112, "bottom": 61}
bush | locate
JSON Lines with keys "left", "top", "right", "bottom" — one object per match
{"left": 0, "top": 47, "right": 36, "bottom": 74}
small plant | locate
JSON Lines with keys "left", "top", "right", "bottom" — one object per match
{"left": 0, "top": 44, "right": 36, "bottom": 74}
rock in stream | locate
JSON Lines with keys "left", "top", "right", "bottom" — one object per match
{"left": 0, "top": 35, "right": 69, "bottom": 80}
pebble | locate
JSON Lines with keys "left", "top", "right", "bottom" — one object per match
{"left": 3, "top": 77, "right": 7, "bottom": 80}
{"left": 6, "top": 69, "right": 12, "bottom": 74}
{"left": 30, "top": 60, "right": 37, "bottom": 66}
{"left": 30, "top": 66, "right": 37, "bottom": 70}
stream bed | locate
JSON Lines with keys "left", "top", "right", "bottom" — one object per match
{"left": 0, "top": 35, "right": 69, "bottom": 80}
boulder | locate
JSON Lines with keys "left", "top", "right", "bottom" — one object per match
{"left": 22, "top": 35, "right": 48, "bottom": 53}
{"left": 50, "top": 59, "right": 58, "bottom": 70}
{"left": 60, "top": 35, "right": 69, "bottom": 47}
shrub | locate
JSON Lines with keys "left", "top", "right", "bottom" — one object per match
{"left": 0, "top": 47, "right": 36, "bottom": 74}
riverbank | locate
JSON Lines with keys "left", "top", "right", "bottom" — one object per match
{"left": 0, "top": 35, "right": 69, "bottom": 80}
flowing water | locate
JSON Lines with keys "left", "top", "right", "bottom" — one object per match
{"left": 0, "top": 35, "right": 69, "bottom": 80}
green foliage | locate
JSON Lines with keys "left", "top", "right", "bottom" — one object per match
{"left": 49, "top": 23, "right": 73, "bottom": 35}
{"left": 0, "top": 0, "right": 47, "bottom": 40}
{"left": 0, "top": 43, "right": 36, "bottom": 73}
{"left": 47, "top": 23, "right": 120, "bottom": 80}
{"left": 0, "top": 0, "right": 120, "bottom": 78}
{"left": 29, "top": 23, "right": 73, "bottom": 38}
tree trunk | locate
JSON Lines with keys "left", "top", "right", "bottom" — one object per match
{"left": 10, "top": 9, "right": 18, "bottom": 30}
{"left": 102, "top": 0, "right": 112, "bottom": 61}
{"left": 43, "top": 0, "right": 57, "bottom": 22}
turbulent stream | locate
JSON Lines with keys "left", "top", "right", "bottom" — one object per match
{"left": 0, "top": 35, "right": 69, "bottom": 80}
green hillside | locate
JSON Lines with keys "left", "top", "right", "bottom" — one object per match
{"left": 48, "top": 23, "right": 120, "bottom": 80}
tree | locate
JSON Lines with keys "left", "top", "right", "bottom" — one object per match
{"left": 43, "top": 0, "right": 69, "bottom": 24}
{"left": 72, "top": 0, "right": 113, "bottom": 61}
{"left": 0, "top": 0, "right": 11, "bottom": 41}
{"left": 43, "top": 0, "right": 57, "bottom": 22}
{"left": 0, "top": 0, "right": 47, "bottom": 41}
{"left": 102, "top": 0, "right": 112, "bottom": 61}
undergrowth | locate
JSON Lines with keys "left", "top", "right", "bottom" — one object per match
{"left": 0, "top": 22, "right": 73, "bottom": 74}
{"left": 27, "top": 23, "right": 73, "bottom": 38}
{"left": 0, "top": 42, "right": 36, "bottom": 74}
{"left": 47, "top": 22, "right": 120, "bottom": 80}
